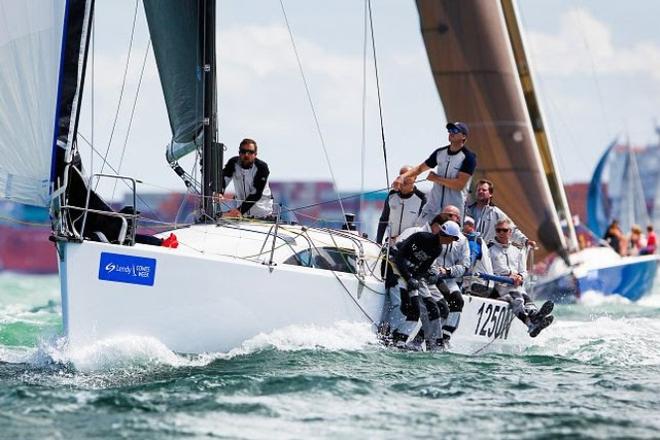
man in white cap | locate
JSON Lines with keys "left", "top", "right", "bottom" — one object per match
{"left": 392, "top": 122, "right": 477, "bottom": 224}
{"left": 430, "top": 207, "right": 470, "bottom": 348}
{"left": 386, "top": 220, "right": 462, "bottom": 349}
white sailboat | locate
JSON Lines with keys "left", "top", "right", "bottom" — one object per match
{"left": 0, "top": 0, "right": 530, "bottom": 355}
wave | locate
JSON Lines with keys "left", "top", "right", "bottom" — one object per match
{"left": 526, "top": 315, "right": 660, "bottom": 366}
{"left": 0, "top": 321, "right": 379, "bottom": 372}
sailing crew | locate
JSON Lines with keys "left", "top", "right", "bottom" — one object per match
{"left": 430, "top": 206, "right": 470, "bottom": 348}
{"left": 392, "top": 122, "right": 476, "bottom": 224}
{"left": 488, "top": 218, "right": 554, "bottom": 337}
{"left": 386, "top": 220, "right": 461, "bottom": 349}
{"left": 462, "top": 216, "right": 494, "bottom": 296}
{"left": 376, "top": 165, "right": 427, "bottom": 245}
{"left": 218, "top": 138, "right": 274, "bottom": 219}
{"left": 465, "top": 179, "right": 536, "bottom": 247}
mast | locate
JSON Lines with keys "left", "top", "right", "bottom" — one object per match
{"left": 200, "top": 0, "right": 220, "bottom": 218}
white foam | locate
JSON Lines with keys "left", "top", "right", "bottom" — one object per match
{"left": 225, "top": 321, "right": 378, "bottom": 358}
{"left": 529, "top": 315, "right": 660, "bottom": 366}
{"left": 578, "top": 290, "right": 632, "bottom": 306}
{"left": 13, "top": 321, "right": 377, "bottom": 372}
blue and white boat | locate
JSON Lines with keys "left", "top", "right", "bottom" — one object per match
{"left": 535, "top": 142, "right": 660, "bottom": 303}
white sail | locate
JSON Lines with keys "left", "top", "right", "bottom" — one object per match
{"left": 0, "top": 1, "right": 67, "bottom": 206}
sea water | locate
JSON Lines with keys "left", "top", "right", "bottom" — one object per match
{"left": 1, "top": 274, "right": 659, "bottom": 439}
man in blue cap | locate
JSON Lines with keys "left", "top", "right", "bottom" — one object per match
{"left": 393, "top": 121, "right": 477, "bottom": 225}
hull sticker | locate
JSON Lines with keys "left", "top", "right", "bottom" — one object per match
{"left": 98, "top": 252, "right": 156, "bottom": 286}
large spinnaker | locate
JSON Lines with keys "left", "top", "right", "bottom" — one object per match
{"left": 0, "top": 0, "right": 89, "bottom": 207}
{"left": 415, "top": 0, "right": 567, "bottom": 261}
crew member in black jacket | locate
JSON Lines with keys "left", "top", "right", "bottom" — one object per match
{"left": 218, "top": 138, "right": 273, "bottom": 219}
{"left": 387, "top": 220, "right": 461, "bottom": 349}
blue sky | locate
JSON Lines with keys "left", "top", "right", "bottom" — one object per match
{"left": 81, "top": 1, "right": 660, "bottom": 199}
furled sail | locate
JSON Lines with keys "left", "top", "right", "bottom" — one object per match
{"left": 415, "top": 0, "right": 567, "bottom": 260}
{"left": 143, "top": 0, "right": 205, "bottom": 164}
{"left": 0, "top": 0, "right": 91, "bottom": 207}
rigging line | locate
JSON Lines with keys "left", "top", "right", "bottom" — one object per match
{"left": 573, "top": 1, "right": 612, "bottom": 139}
{"left": 303, "top": 229, "right": 379, "bottom": 326}
{"left": 278, "top": 0, "right": 348, "bottom": 227}
{"left": 111, "top": 39, "right": 152, "bottom": 200}
{"left": 359, "top": 0, "right": 368, "bottom": 227}
{"left": 367, "top": 0, "right": 390, "bottom": 188}
{"left": 76, "top": 132, "right": 165, "bottom": 224}
{"left": 90, "top": 13, "right": 95, "bottom": 175}
{"left": 175, "top": 147, "right": 202, "bottom": 226}
{"left": 280, "top": 186, "right": 390, "bottom": 214}
{"left": 96, "top": 0, "right": 140, "bottom": 187}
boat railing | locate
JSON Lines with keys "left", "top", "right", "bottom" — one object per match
{"left": 60, "top": 169, "right": 140, "bottom": 246}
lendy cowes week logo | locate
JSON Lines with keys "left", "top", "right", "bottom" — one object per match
{"left": 98, "top": 252, "right": 157, "bottom": 286}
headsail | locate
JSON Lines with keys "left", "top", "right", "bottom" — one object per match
{"left": 415, "top": 0, "right": 567, "bottom": 260}
{"left": 0, "top": 0, "right": 92, "bottom": 207}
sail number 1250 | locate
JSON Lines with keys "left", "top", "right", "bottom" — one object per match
{"left": 474, "top": 303, "right": 514, "bottom": 340}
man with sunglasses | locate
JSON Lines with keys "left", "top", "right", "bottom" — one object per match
{"left": 218, "top": 138, "right": 273, "bottom": 219}
{"left": 392, "top": 121, "right": 476, "bottom": 224}
{"left": 489, "top": 218, "right": 554, "bottom": 337}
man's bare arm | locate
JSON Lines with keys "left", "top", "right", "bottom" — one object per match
{"left": 392, "top": 163, "right": 430, "bottom": 189}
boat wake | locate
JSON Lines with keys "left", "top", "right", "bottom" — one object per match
{"left": 0, "top": 321, "right": 379, "bottom": 372}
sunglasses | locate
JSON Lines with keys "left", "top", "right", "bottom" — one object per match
{"left": 239, "top": 149, "right": 256, "bottom": 155}
{"left": 495, "top": 228, "right": 510, "bottom": 233}
{"left": 448, "top": 128, "right": 461, "bottom": 135}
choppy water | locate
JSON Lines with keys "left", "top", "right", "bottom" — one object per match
{"left": 1, "top": 274, "right": 659, "bottom": 439}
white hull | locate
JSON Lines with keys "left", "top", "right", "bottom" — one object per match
{"left": 58, "top": 224, "right": 530, "bottom": 354}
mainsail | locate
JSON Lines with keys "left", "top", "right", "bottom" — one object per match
{"left": 143, "top": 0, "right": 206, "bottom": 164}
{"left": 0, "top": 0, "right": 92, "bottom": 207}
{"left": 415, "top": 0, "right": 568, "bottom": 260}
{"left": 144, "top": 0, "right": 220, "bottom": 215}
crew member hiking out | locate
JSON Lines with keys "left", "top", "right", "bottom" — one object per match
{"left": 386, "top": 220, "right": 462, "bottom": 350}
{"left": 217, "top": 138, "right": 273, "bottom": 219}
{"left": 489, "top": 218, "right": 554, "bottom": 337}
{"left": 393, "top": 121, "right": 476, "bottom": 224}
{"left": 430, "top": 206, "right": 470, "bottom": 348}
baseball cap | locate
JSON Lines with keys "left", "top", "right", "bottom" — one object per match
{"left": 464, "top": 216, "right": 475, "bottom": 225}
{"left": 439, "top": 220, "right": 461, "bottom": 241}
{"left": 446, "top": 121, "right": 469, "bottom": 136}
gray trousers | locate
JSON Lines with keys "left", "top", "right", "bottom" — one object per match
{"left": 386, "top": 279, "right": 442, "bottom": 343}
